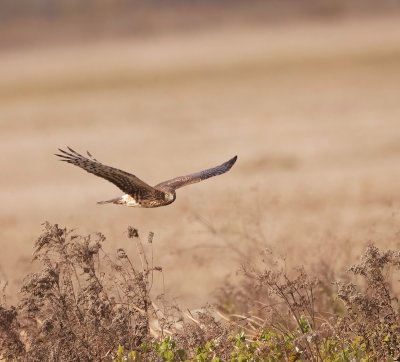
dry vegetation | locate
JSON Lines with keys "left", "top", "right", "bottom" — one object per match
{"left": 1, "top": 223, "right": 400, "bottom": 360}
{"left": 2, "top": 14, "right": 400, "bottom": 309}
{"left": 1, "top": 6, "right": 400, "bottom": 361}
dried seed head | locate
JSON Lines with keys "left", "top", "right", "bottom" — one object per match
{"left": 117, "top": 248, "right": 127, "bottom": 259}
{"left": 127, "top": 226, "right": 139, "bottom": 238}
{"left": 148, "top": 231, "right": 154, "bottom": 244}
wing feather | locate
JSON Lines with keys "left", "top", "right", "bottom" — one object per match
{"left": 56, "top": 147, "right": 158, "bottom": 197}
{"left": 155, "top": 156, "right": 237, "bottom": 192}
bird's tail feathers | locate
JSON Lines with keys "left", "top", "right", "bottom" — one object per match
{"left": 97, "top": 197, "right": 123, "bottom": 205}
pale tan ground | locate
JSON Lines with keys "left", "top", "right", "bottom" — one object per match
{"left": 1, "top": 15, "right": 400, "bottom": 308}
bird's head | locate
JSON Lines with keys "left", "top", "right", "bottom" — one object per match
{"left": 164, "top": 192, "right": 176, "bottom": 204}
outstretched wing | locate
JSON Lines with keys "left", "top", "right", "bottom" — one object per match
{"left": 56, "top": 147, "right": 159, "bottom": 197}
{"left": 155, "top": 155, "right": 237, "bottom": 192}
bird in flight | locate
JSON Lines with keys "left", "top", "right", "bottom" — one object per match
{"left": 56, "top": 147, "right": 237, "bottom": 208}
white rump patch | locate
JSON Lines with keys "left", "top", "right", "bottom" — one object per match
{"left": 121, "top": 194, "right": 140, "bottom": 207}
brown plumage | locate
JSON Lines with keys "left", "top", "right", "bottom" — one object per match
{"left": 56, "top": 147, "right": 237, "bottom": 208}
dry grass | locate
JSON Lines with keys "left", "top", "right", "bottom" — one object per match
{"left": 1, "top": 15, "right": 400, "bottom": 310}
{"left": 0, "top": 223, "right": 172, "bottom": 360}
{"left": 1, "top": 223, "right": 400, "bottom": 360}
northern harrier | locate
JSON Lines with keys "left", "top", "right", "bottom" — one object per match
{"left": 56, "top": 147, "right": 237, "bottom": 208}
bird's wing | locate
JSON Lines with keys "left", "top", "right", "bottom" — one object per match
{"left": 56, "top": 147, "right": 159, "bottom": 197}
{"left": 155, "top": 156, "right": 237, "bottom": 192}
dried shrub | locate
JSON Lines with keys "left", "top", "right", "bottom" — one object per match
{"left": 2, "top": 222, "right": 162, "bottom": 361}
{"left": 214, "top": 244, "right": 400, "bottom": 361}
{"left": 173, "top": 307, "right": 232, "bottom": 361}
{"left": 213, "top": 255, "right": 325, "bottom": 360}
{"left": 1, "top": 223, "right": 400, "bottom": 361}
{"left": 336, "top": 244, "right": 400, "bottom": 360}
{"left": 0, "top": 304, "right": 25, "bottom": 360}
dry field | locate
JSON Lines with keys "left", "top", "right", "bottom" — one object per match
{"left": 1, "top": 14, "right": 400, "bottom": 311}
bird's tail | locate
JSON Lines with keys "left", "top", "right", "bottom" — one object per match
{"left": 97, "top": 197, "right": 123, "bottom": 205}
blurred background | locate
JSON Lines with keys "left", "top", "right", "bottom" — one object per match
{"left": 1, "top": 1, "right": 400, "bottom": 308}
